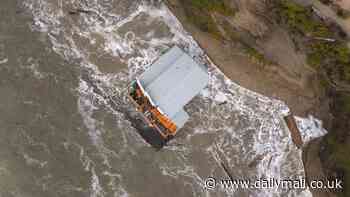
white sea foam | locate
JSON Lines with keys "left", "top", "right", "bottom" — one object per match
{"left": 0, "top": 58, "right": 8, "bottom": 64}
{"left": 23, "top": 153, "right": 48, "bottom": 168}
{"left": 22, "top": 57, "right": 46, "bottom": 79}
{"left": 24, "top": 0, "right": 327, "bottom": 196}
{"left": 296, "top": 116, "right": 328, "bottom": 144}
{"left": 91, "top": 167, "right": 105, "bottom": 197}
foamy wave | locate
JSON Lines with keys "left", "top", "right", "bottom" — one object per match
{"left": 296, "top": 116, "right": 328, "bottom": 144}
{"left": 0, "top": 58, "right": 8, "bottom": 64}
{"left": 24, "top": 0, "right": 327, "bottom": 196}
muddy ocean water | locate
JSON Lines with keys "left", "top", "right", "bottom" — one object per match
{"left": 0, "top": 0, "right": 328, "bottom": 196}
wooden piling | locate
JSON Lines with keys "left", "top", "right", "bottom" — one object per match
{"left": 283, "top": 114, "right": 303, "bottom": 149}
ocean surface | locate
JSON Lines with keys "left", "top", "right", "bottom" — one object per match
{"left": 0, "top": 0, "right": 327, "bottom": 196}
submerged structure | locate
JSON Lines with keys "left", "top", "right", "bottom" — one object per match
{"left": 127, "top": 46, "right": 209, "bottom": 148}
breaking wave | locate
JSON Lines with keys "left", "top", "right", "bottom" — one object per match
{"left": 23, "top": 0, "right": 327, "bottom": 196}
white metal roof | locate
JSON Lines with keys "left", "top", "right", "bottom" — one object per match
{"left": 138, "top": 46, "right": 209, "bottom": 130}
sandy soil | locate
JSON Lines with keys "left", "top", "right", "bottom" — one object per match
{"left": 165, "top": 1, "right": 339, "bottom": 197}
{"left": 307, "top": 0, "right": 350, "bottom": 38}
{"left": 335, "top": 0, "right": 350, "bottom": 10}
{"left": 166, "top": 0, "right": 329, "bottom": 119}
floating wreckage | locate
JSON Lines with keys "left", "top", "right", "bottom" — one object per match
{"left": 283, "top": 112, "right": 303, "bottom": 149}
{"left": 127, "top": 46, "right": 209, "bottom": 149}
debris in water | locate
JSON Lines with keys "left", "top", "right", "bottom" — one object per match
{"left": 68, "top": 8, "right": 93, "bottom": 15}
{"left": 126, "top": 46, "right": 209, "bottom": 149}
{"left": 283, "top": 113, "right": 303, "bottom": 148}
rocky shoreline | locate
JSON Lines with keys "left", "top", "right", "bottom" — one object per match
{"left": 165, "top": 0, "right": 349, "bottom": 196}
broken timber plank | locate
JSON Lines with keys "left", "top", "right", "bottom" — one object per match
{"left": 283, "top": 113, "right": 303, "bottom": 149}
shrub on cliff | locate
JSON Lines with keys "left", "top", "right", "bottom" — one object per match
{"left": 181, "top": 0, "right": 235, "bottom": 38}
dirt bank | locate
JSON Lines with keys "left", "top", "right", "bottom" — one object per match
{"left": 303, "top": 138, "right": 337, "bottom": 197}
{"left": 165, "top": 0, "right": 330, "bottom": 119}
{"left": 165, "top": 0, "right": 350, "bottom": 196}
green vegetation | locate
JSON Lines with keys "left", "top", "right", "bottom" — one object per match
{"left": 275, "top": 1, "right": 350, "bottom": 196}
{"left": 244, "top": 45, "right": 273, "bottom": 66}
{"left": 319, "top": 74, "right": 331, "bottom": 89}
{"left": 182, "top": 0, "right": 272, "bottom": 65}
{"left": 345, "top": 66, "right": 350, "bottom": 82}
{"left": 337, "top": 8, "right": 350, "bottom": 19}
{"left": 326, "top": 129, "right": 350, "bottom": 197}
{"left": 322, "top": 92, "right": 350, "bottom": 197}
{"left": 323, "top": 93, "right": 350, "bottom": 197}
{"left": 181, "top": 0, "right": 235, "bottom": 38}
{"left": 277, "top": 0, "right": 350, "bottom": 84}
{"left": 307, "top": 41, "right": 350, "bottom": 67}
{"left": 278, "top": 1, "right": 332, "bottom": 37}
{"left": 188, "top": 0, "right": 236, "bottom": 16}
{"left": 326, "top": 92, "right": 350, "bottom": 196}
{"left": 327, "top": 136, "right": 350, "bottom": 166}
{"left": 339, "top": 93, "right": 350, "bottom": 114}
{"left": 307, "top": 41, "right": 350, "bottom": 83}
{"left": 245, "top": 46, "right": 265, "bottom": 62}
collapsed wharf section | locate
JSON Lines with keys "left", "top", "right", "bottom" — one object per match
{"left": 127, "top": 46, "right": 209, "bottom": 148}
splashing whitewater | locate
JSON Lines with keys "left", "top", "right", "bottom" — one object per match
{"left": 23, "top": 0, "right": 327, "bottom": 196}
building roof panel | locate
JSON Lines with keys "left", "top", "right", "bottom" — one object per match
{"left": 138, "top": 46, "right": 209, "bottom": 128}
{"left": 139, "top": 47, "right": 183, "bottom": 87}
{"left": 171, "top": 108, "right": 189, "bottom": 131}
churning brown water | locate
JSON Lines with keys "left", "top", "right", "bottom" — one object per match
{"left": 0, "top": 0, "right": 327, "bottom": 196}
